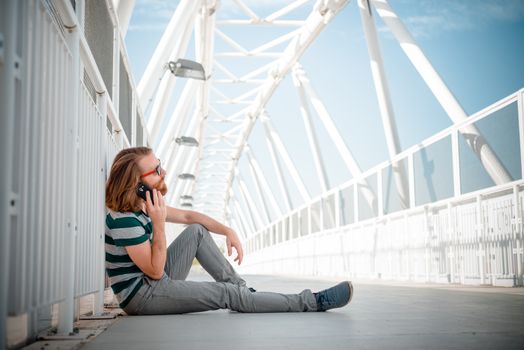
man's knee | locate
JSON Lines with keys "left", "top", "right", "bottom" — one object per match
{"left": 186, "top": 223, "right": 209, "bottom": 240}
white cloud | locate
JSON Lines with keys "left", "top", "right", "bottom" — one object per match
{"left": 377, "top": 0, "right": 524, "bottom": 39}
{"left": 128, "top": 0, "right": 179, "bottom": 31}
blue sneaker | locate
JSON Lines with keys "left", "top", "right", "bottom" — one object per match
{"left": 314, "top": 281, "right": 353, "bottom": 311}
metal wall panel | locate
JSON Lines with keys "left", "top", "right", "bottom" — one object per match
{"left": 119, "top": 55, "right": 132, "bottom": 137}
{"left": 84, "top": 0, "right": 113, "bottom": 98}
{"left": 8, "top": 1, "right": 72, "bottom": 315}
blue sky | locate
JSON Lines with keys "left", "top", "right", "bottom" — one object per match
{"left": 126, "top": 0, "right": 524, "bottom": 213}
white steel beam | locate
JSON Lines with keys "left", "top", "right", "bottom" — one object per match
{"left": 215, "top": 28, "right": 249, "bottom": 54}
{"left": 266, "top": 0, "right": 311, "bottom": 22}
{"left": 215, "top": 52, "right": 282, "bottom": 58}
{"left": 169, "top": 148, "right": 198, "bottom": 204}
{"left": 224, "top": 0, "right": 349, "bottom": 212}
{"left": 293, "top": 64, "right": 377, "bottom": 207}
{"left": 263, "top": 117, "right": 293, "bottom": 212}
{"left": 358, "top": 0, "right": 408, "bottom": 209}
{"left": 189, "top": 0, "right": 217, "bottom": 209}
{"left": 228, "top": 197, "right": 245, "bottom": 236}
{"left": 371, "top": 0, "right": 512, "bottom": 185}
{"left": 238, "top": 174, "right": 266, "bottom": 228}
{"left": 240, "top": 61, "right": 277, "bottom": 81}
{"left": 232, "top": 0, "right": 260, "bottom": 21}
{"left": 113, "top": 0, "right": 136, "bottom": 38}
{"left": 231, "top": 204, "right": 249, "bottom": 239}
{"left": 293, "top": 66, "right": 360, "bottom": 179}
{"left": 235, "top": 183, "right": 259, "bottom": 232}
{"left": 164, "top": 112, "right": 199, "bottom": 204}
{"left": 216, "top": 20, "right": 305, "bottom": 27}
{"left": 147, "top": 14, "right": 197, "bottom": 143}
{"left": 237, "top": 175, "right": 264, "bottom": 230}
{"left": 250, "top": 29, "right": 300, "bottom": 55}
{"left": 262, "top": 113, "right": 311, "bottom": 202}
{"left": 214, "top": 60, "right": 240, "bottom": 81}
{"left": 292, "top": 65, "right": 330, "bottom": 193}
{"left": 234, "top": 196, "right": 255, "bottom": 235}
{"left": 246, "top": 146, "right": 283, "bottom": 218}
{"left": 156, "top": 80, "right": 197, "bottom": 160}
{"left": 137, "top": 0, "right": 201, "bottom": 113}
{"left": 245, "top": 154, "right": 272, "bottom": 223}
{"left": 213, "top": 79, "right": 265, "bottom": 84}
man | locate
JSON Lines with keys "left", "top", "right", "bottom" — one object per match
{"left": 105, "top": 146, "right": 353, "bottom": 314}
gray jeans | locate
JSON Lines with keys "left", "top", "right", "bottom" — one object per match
{"left": 123, "top": 224, "right": 317, "bottom": 314}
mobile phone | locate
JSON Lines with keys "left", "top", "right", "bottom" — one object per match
{"left": 136, "top": 182, "right": 154, "bottom": 205}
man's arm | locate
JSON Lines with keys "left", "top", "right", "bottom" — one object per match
{"left": 166, "top": 206, "right": 244, "bottom": 264}
{"left": 166, "top": 206, "right": 230, "bottom": 236}
{"left": 126, "top": 189, "right": 167, "bottom": 279}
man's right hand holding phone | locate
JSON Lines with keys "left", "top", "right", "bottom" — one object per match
{"left": 146, "top": 189, "right": 166, "bottom": 228}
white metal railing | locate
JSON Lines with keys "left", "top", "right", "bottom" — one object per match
{"left": 74, "top": 81, "right": 107, "bottom": 297}
{"left": 1, "top": 0, "right": 147, "bottom": 347}
{"left": 242, "top": 89, "right": 524, "bottom": 287}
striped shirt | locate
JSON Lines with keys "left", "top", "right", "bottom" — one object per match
{"left": 105, "top": 209, "right": 153, "bottom": 308}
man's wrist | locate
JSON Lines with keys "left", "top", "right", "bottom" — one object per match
{"left": 224, "top": 227, "right": 234, "bottom": 237}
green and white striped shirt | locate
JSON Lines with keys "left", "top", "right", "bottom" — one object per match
{"left": 105, "top": 209, "right": 153, "bottom": 308}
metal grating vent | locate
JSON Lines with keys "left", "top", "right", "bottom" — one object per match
{"left": 84, "top": 0, "right": 113, "bottom": 98}
{"left": 136, "top": 109, "right": 143, "bottom": 146}
{"left": 119, "top": 55, "right": 132, "bottom": 139}
{"left": 83, "top": 68, "right": 97, "bottom": 103}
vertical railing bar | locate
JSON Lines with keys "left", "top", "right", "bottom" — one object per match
{"left": 83, "top": 101, "right": 88, "bottom": 295}
{"left": 78, "top": 94, "right": 83, "bottom": 294}
{"left": 519, "top": 90, "right": 524, "bottom": 190}
{"left": 58, "top": 28, "right": 68, "bottom": 302}
{"left": 96, "top": 92, "right": 109, "bottom": 312}
{"left": 78, "top": 97, "right": 83, "bottom": 295}
{"left": 51, "top": 31, "right": 59, "bottom": 302}
{"left": 19, "top": 0, "right": 33, "bottom": 315}
{"left": 86, "top": 92, "right": 91, "bottom": 293}
{"left": 89, "top": 104, "right": 95, "bottom": 293}
{"left": 58, "top": 0, "right": 80, "bottom": 332}
{"left": 0, "top": 0, "right": 17, "bottom": 343}
{"left": 78, "top": 102, "right": 84, "bottom": 295}
{"left": 96, "top": 103, "right": 105, "bottom": 307}
{"left": 24, "top": 0, "right": 34, "bottom": 315}
{"left": 41, "top": 14, "right": 52, "bottom": 308}
{"left": 452, "top": 129, "right": 461, "bottom": 197}
{"left": 77, "top": 86, "right": 83, "bottom": 295}
{"left": 32, "top": 10, "right": 45, "bottom": 316}
{"left": 51, "top": 29, "right": 61, "bottom": 302}
{"left": 59, "top": 26, "right": 68, "bottom": 300}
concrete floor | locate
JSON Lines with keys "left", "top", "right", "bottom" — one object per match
{"left": 80, "top": 272, "right": 524, "bottom": 350}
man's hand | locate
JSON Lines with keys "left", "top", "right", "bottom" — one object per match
{"left": 146, "top": 189, "right": 166, "bottom": 227}
{"left": 226, "top": 229, "right": 244, "bottom": 265}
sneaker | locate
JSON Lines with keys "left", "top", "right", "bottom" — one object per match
{"left": 314, "top": 281, "right": 353, "bottom": 311}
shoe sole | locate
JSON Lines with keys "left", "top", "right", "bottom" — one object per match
{"left": 347, "top": 281, "right": 353, "bottom": 304}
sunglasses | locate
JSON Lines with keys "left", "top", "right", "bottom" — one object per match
{"left": 140, "top": 161, "right": 162, "bottom": 178}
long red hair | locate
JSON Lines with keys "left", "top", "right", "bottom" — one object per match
{"left": 105, "top": 147, "right": 152, "bottom": 212}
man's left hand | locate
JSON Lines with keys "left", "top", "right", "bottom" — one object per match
{"left": 226, "top": 229, "right": 244, "bottom": 265}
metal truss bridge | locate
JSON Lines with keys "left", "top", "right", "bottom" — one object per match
{"left": 0, "top": 0, "right": 523, "bottom": 348}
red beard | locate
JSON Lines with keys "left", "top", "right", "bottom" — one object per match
{"left": 155, "top": 179, "right": 168, "bottom": 196}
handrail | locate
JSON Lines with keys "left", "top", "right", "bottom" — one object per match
{"left": 248, "top": 88, "right": 523, "bottom": 240}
